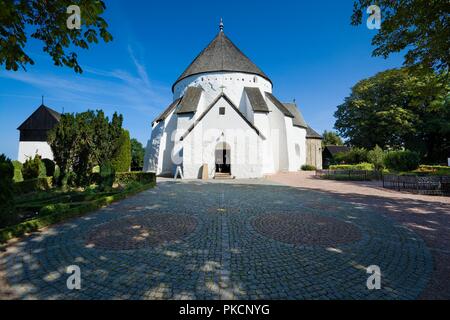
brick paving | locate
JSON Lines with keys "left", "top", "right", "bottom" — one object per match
{"left": 267, "top": 172, "right": 450, "bottom": 299}
{"left": 0, "top": 178, "right": 436, "bottom": 300}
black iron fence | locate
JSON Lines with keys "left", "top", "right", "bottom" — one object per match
{"left": 382, "top": 175, "right": 450, "bottom": 196}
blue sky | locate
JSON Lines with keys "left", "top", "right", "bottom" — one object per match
{"left": 0, "top": 0, "right": 404, "bottom": 160}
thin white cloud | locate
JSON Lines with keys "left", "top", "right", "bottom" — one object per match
{"left": 0, "top": 47, "right": 171, "bottom": 115}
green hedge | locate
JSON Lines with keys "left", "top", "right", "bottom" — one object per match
{"left": 414, "top": 165, "right": 450, "bottom": 176}
{"left": 14, "top": 177, "right": 53, "bottom": 195}
{"left": 329, "top": 162, "right": 374, "bottom": 171}
{"left": 0, "top": 182, "right": 156, "bottom": 243}
{"left": 114, "top": 172, "right": 156, "bottom": 185}
{"left": 301, "top": 165, "right": 317, "bottom": 171}
{"left": 384, "top": 150, "right": 420, "bottom": 172}
{"left": 12, "top": 161, "right": 23, "bottom": 182}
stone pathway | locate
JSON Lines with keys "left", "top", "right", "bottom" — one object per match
{"left": 267, "top": 172, "right": 450, "bottom": 299}
{"left": 0, "top": 178, "right": 435, "bottom": 300}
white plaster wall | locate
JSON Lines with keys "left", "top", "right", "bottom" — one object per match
{"left": 182, "top": 96, "right": 263, "bottom": 179}
{"left": 289, "top": 127, "right": 307, "bottom": 171}
{"left": 143, "top": 122, "right": 163, "bottom": 173}
{"left": 18, "top": 141, "right": 54, "bottom": 163}
{"left": 253, "top": 112, "right": 275, "bottom": 175}
{"left": 266, "top": 99, "right": 289, "bottom": 172}
{"left": 173, "top": 72, "right": 272, "bottom": 110}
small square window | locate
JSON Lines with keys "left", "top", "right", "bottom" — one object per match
{"left": 219, "top": 107, "right": 226, "bottom": 115}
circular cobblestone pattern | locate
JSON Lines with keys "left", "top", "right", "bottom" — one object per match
{"left": 252, "top": 213, "right": 362, "bottom": 246}
{"left": 85, "top": 214, "right": 197, "bottom": 250}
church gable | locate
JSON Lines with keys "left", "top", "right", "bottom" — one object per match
{"left": 18, "top": 105, "right": 61, "bottom": 142}
{"left": 180, "top": 93, "right": 265, "bottom": 141}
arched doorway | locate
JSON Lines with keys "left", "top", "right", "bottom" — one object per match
{"left": 215, "top": 142, "right": 231, "bottom": 174}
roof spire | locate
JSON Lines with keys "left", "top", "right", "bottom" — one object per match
{"left": 219, "top": 18, "right": 224, "bottom": 32}
{"left": 41, "top": 95, "right": 44, "bottom": 106}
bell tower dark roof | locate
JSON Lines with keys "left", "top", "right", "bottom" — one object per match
{"left": 18, "top": 105, "right": 61, "bottom": 131}
{"left": 172, "top": 25, "right": 271, "bottom": 92}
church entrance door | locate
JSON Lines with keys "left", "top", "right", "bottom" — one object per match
{"left": 215, "top": 143, "right": 231, "bottom": 174}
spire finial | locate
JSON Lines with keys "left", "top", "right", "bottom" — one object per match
{"left": 41, "top": 95, "right": 44, "bottom": 105}
{"left": 219, "top": 18, "right": 224, "bottom": 32}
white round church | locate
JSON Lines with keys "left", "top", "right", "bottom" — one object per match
{"left": 144, "top": 22, "right": 322, "bottom": 179}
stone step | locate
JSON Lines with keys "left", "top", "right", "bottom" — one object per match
{"left": 214, "top": 174, "right": 235, "bottom": 180}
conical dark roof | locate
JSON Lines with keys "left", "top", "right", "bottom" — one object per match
{"left": 173, "top": 31, "right": 271, "bottom": 91}
{"left": 18, "top": 105, "right": 61, "bottom": 131}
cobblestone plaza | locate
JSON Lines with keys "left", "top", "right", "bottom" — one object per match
{"left": 0, "top": 180, "right": 434, "bottom": 300}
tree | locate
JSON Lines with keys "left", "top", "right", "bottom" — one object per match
{"left": 111, "top": 130, "right": 131, "bottom": 172}
{"left": 1, "top": 0, "right": 112, "bottom": 73}
{"left": 131, "top": 138, "right": 145, "bottom": 171}
{"left": 48, "top": 110, "right": 124, "bottom": 186}
{"left": 322, "top": 130, "right": 344, "bottom": 147}
{"left": 334, "top": 68, "right": 449, "bottom": 163}
{"left": 351, "top": 0, "right": 449, "bottom": 72}
{"left": 368, "top": 145, "right": 386, "bottom": 171}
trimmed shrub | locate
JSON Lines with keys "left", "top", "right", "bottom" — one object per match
{"left": 40, "top": 203, "right": 71, "bottom": 217}
{"left": 22, "top": 155, "right": 46, "bottom": 180}
{"left": 301, "top": 165, "right": 317, "bottom": 171}
{"left": 0, "top": 154, "right": 17, "bottom": 228}
{"left": 100, "top": 162, "right": 116, "bottom": 190}
{"left": 12, "top": 160, "right": 24, "bottom": 182}
{"left": 111, "top": 129, "right": 131, "bottom": 172}
{"left": 114, "top": 172, "right": 156, "bottom": 185}
{"left": 384, "top": 150, "right": 420, "bottom": 172}
{"left": 414, "top": 165, "right": 450, "bottom": 176}
{"left": 329, "top": 162, "right": 374, "bottom": 171}
{"left": 368, "top": 145, "right": 386, "bottom": 171}
{"left": 334, "top": 148, "right": 369, "bottom": 165}
{"left": 15, "top": 177, "right": 53, "bottom": 195}
{"left": 42, "top": 158, "right": 56, "bottom": 177}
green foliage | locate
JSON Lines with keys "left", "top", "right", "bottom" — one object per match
{"left": 48, "top": 110, "right": 124, "bottom": 187}
{"left": 333, "top": 148, "right": 369, "bottom": 165}
{"left": 12, "top": 160, "right": 23, "bottom": 182}
{"left": 0, "top": 0, "right": 112, "bottom": 73}
{"left": 301, "top": 165, "right": 317, "bottom": 171}
{"left": 351, "top": 0, "right": 449, "bottom": 72}
{"left": 114, "top": 172, "right": 156, "bottom": 186}
{"left": 334, "top": 68, "right": 450, "bottom": 163}
{"left": 322, "top": 130, "right": 344, "bottom": 148}
{"left": 42, "top": 159, "right": 56, "bottom": 177}
{"left": 0, "top": 182, "right": 156, "bottom": 243}
{"left": 0, "top": 154, "right": 14, "bottom": 204}
{"left": 384, "top": 150, "right": 420, "bottom": 172}
{"left": 413, "top": 165, "right": 450, "bottom": 176}
{"left": 368, "top": 145, "right": 386, "bottom": 171}
{"left": 0, "top": 154, "right": 16, "bottom": 227}
{"left": 22, "top": 155, "right": 46, "bottom": 180}
{"left": 329, "top": 163, "right": 374, "bottom": 171}
{"left": 39, "top": 203, "right": 71, "bottom": 217}
{"left": 111, "top": 130, "right": 131, "bottom": 172}
{"left": 131, "top": 138, "right": 145, "bottom": 171}
{"left": 15, "top": 177, "right": 53, "bottom": 195}
{"left": 99, "top": 162, "right": 116, "bottom": 190}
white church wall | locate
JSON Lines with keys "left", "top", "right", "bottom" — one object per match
{"left": 288, "top": 126, "right": 307, "bottom": 172}
{"left": 18, "top": 141, "right": 54, "bottom": 163}
{"left": 253, "top": 112, "right": 275, "bottom": 175}
{"left": 143, "top": 122, "right": 164, "bottom": 173}
{"left": 182, "top": 96, "right": 263, "bottom": 179}
{"left": 266, "top": 99, "right": 289, "bottom": 172}
{"left": 173, "top": 72, "right": 272, "bottom": 109}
